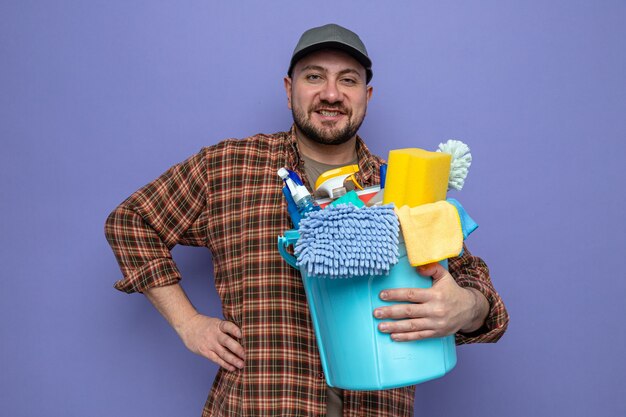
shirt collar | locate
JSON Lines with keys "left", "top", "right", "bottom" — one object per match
{"left": 285, "top": 124, "right": 379, "bottom": 187}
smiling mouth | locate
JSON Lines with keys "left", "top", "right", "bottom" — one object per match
{"left": 315, "top": 108, "right": 347, "bottom": 118}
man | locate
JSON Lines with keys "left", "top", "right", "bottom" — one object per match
{"left": 105, "top": 23, "right": 508, "bottom": 417}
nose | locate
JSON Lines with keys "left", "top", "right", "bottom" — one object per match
{"left": 319, "top": 79, "right": 343, "bottom": 104}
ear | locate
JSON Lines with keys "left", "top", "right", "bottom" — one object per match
{"left": 366, "top": 85, "right": 373, "bottom": 104}
{"left": 283, "top": 76, "right": 293, "bottom": 110}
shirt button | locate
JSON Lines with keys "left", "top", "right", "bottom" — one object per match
{"left": 317, "top": 372, "right": 324, "bottom": 379}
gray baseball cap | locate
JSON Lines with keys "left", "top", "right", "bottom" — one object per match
{"left": 288, "top": 23, "right": 373, "bottom": 83}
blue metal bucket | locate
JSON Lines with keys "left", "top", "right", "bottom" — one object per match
{"left": 278, "top": 230, "right": 456, "bottom": 390}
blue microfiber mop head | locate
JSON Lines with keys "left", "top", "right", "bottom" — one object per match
{"left": 294, "top": 204, "right": 399, "bottom": 278}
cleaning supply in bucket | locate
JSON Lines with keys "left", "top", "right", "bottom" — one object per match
{"left": 315, "top": 185, "right": 381, "bottom": 208}
{"left": 314, "top": 164, "right": 363, "bottom": 199}
{"left": 383, "top": 148, "right": 451, "bottom": 207}
{"left": 365, "top": 164, "right": 387, "bottom": 207}
{"left": 294, "top": 204, "right": 399, "bottom": 278}
{"left": 395, "top": 201, "right": 464, "bottom": 267}
{"left": 282, "top": 186, "right": 302, "bottom": 228}
{"left": 446, "top": 198, "right": 478, "bottom": 239}
{"left": 278, "top": 140, "right": 478, "bottom": 390}
{"left": 329, "top": 190, "right": 365, "bottom": 208}
{"left": 437, "top": 140, "right": 472, "bottom": 191}
{"left": 278, "top": 168, "right": 320, "bottom": 227}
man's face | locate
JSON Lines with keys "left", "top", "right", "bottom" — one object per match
{"left": 285, "top": 49, "right": 373, "bottom": 146}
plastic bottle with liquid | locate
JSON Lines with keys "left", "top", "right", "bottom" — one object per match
{"left": 278, "top": 168, "right": 320, "bottom": 227}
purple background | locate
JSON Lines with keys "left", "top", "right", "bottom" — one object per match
{"left": 2, "top": 1, "right": 625, "bottom": 416}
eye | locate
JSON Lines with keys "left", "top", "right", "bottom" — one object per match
{"left": 306, "top": 73, "right": 322, "bottom": 82}
{"left": 341, "top": 77, "right": 358, "bottom": 86}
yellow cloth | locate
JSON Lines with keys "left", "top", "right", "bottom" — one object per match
{"left": 395, "top": 201, "right": 463, "bottom": 266}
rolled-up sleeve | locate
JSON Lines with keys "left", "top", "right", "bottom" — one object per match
{"left": 105, "top": 148, "right": 210, "bottom": 294}
{"left": 448, "top": 244, "right": 509, "bottom": 344}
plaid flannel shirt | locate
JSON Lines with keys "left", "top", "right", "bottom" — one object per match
{"left": 105, "top": 126, "right": 509, "bottom": 416}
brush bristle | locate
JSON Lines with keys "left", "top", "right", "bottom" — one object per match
{"left": 437, "top": 140, "right": 472, "bottom": 191}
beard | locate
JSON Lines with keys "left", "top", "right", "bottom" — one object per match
{"left": 291, "top": 102, "right": 365, "bottom": 146}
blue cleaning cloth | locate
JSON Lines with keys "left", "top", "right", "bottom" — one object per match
{"left": 329, "top": 190, "right": 365, "bottom": 208}
{"left": 446, "top": 198, "right": 478, "bottom": 240}
{"left": 295, "top": 204, "right": 399, "bottom": 278}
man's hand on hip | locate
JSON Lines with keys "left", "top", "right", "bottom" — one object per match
{"left": 178, "top": 315, "right": 245, "bottom": 372}
{"left": 143, "top": 284, "right": 245, "bottom": 372}
{"left": 373, "top": 262, "right": 489, "bottom": 341}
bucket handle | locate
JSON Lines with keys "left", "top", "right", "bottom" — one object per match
{"left": 277, "top": 229, "right": 300, "bottom": 269}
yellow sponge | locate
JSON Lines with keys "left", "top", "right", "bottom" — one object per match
{"left": 383, "top": 148, "right": 451, "bottom": 207}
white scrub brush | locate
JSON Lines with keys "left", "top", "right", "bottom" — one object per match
{"left": 437, "top": 140, "right": 472, "bottom": 191}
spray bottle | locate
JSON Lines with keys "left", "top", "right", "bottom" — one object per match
{"left": 278, "top": 168, "right": 321, "bottom": 227}
{"left": 314, "top": 164, "right": 363, "bottom": 200}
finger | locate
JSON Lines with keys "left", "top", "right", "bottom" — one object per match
{"left": 378, "top": 318, "right": 432, "bottom": 334}
{"left": 374, "top": 303, "right": 428, "bottom": 320}
{"left": 219, "top": 320, "right": 243, "bottom": 338}
{"left": 417, "top": 262, "right": 449, "bottom": 280}
{"left": 380, "top": 287, "right": 430, "bottom": 303}
{"left": 416, "top": 262, "right": 438, "bottom": 276}
{"left": 390, "top": 329, "right": 438, "bottom": 342}
{"left": 218, "top": 333, "right": 246, "bottom": 360}
{"left": 416, "top": 263, "right": 449, "bottom": 282}
{"left": 204, "top": 349, "right": 238, "bottom": 372}
{"left": 213, "top": 344, "right": 245, "bottom": 369}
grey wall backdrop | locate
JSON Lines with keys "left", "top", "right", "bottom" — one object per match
{"left": 2, "top": 1, "right": 625, "bottom": 416}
